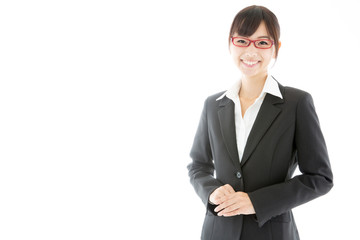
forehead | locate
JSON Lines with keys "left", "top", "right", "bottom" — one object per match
{"left": 233, "top": 21, "right": 270, "bottom": 38}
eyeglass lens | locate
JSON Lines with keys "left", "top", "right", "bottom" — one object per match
{"left": 233, "top": 38, "right": 272, "bottom": 49}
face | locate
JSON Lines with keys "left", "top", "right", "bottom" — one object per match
{"left": 229, "top": 21, "right": 276, "bottom": 79}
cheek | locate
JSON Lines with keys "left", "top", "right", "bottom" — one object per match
{"left": 230, "top": 48, "right": 243, "bottom": 62}
{"left": 268, "top": 47, "right": 276, "bottom": 59}
{"left": 262, "top": 50, "right": 275, "bottom": 62}
{"left": 232, "top": 53, "right": 240, "bottom": 62}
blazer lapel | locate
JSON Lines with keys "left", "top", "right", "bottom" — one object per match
{"left": 218, "top": 97, "right": 241, "bottom": 169}
{"left": 240, "top": 92, "right": 284, "bottom": 167}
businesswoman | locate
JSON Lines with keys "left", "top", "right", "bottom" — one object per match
{"left": 187, "top": 5, "right": 333, "bottom": 240}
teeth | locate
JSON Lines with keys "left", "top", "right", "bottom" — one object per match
{"left": 243, "top": 60, "right": 258, "bottom": 65}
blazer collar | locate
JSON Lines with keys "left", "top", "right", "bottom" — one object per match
{"left": 217, "top": 75, "right": 283, "bottom": 103}
{"left": 217, "top": 83, "right": 285, "bottom": 168}
{"left": 217, "top": 97, "right": 241, "bottom": 169}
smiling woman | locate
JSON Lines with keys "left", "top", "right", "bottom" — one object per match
{"left": 228, "top": 6, "right": 281, "bottom": 58}
{"left": 230, "top": 21, "right": 276, "bottom": 84}
{"left": 187, "top": 5, "right": 333, "bottom": 240}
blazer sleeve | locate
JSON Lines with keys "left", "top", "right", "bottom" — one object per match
{"left": 187, "top": 97, "right": 223, "bottom": 207}
{"left": 248, "top": 92, "right": 334, "bottom": 227}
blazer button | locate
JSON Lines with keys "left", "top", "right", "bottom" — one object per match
{"left": 236, "top": 171, "right": 242, "bottom": 179}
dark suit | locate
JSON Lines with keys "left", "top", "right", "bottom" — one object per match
{"left": 187, "top": 81, "right": 333, "bottom": 240}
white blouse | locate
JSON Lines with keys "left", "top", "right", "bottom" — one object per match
{"left": 216, "top": 75, "right": 283, "bottom": 162}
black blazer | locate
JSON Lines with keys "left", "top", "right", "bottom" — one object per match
{"left": 187, "top": 80, "right": 333, "bottom": 240}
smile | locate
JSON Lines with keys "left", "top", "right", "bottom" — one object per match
{"left": 241, "top": 59, "right": 260, "bottom": 67}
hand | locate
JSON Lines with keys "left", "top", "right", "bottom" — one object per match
{"left": 214, "top": 192, "right": 255, "bottom": 217}
{"left": 209, "top": 184, "right": 235, "bottom": 205}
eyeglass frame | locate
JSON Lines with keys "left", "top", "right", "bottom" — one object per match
{"left": 231, "top": 37, "right": 274, "bottom": 49}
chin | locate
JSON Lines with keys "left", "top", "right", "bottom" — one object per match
{"left": 239, "top": 69, "right": 268, "bottom": 79}
{"left": 239, "top": 68, "right": 259, "bottom": 77}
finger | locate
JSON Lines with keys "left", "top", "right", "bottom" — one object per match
{"left": 218, "top": 186, "right": 229, "bottom": 195}
{"left": 221, "top": 202, "right": 249, "bottom": 216}
{"left": 220, "top": 194, "right": 255, "bottom": 216}
{"left": 218, "top": 201, "right": 240, "bottom": 215}
{"left": 214, "top": 197, "right": 238, "bottom": 213}
{"left": 219, "top": 190, "right": 237, "bottom": 203}
{"left": 223, "top": 184, "right": 235, "bottom": 194}
{"left": 210, "top": 187, "right": 226, "bottom": 205}
{"left": 212, "top": 185, "right": 236, "bottom": 205}
{"left": 216, "top": 192, "right": 248, "bottom": 214}
{"left": 219, "top": 185, "right": 232, "bottom": 196}
{"left": 211, "top": 194, "right": 224, "bottom": 205}
{"left": 213, "top": 187, "right": 230, "bottom": 203}
{"left": 222, "top": 209, "right": 242, "bottom": 217}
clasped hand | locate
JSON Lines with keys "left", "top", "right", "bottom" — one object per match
{"left": 209, "top": 184, "right": 255, "bottom": 217}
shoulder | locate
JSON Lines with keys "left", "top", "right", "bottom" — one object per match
{"left": 206, "top": 91, "right": 226, "bottom": 102}
{"left": 279, "top": 84, "right": 313, "bottom": 104}
{"left": 278, "top": 84, "right": 316, "bottom": 116}
{"left": 203, "top": 91, "right": 227, "bottom": 106}
{"left": 198, "top": 91, "right": 228, "bottom": 115}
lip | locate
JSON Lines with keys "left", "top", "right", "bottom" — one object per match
{"left": 241, "top": 59, "right": 260, "bottom": 68}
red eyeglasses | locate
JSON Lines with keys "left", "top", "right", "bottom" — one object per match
{"left": 231, "top": 37, "right": 274, "bottom": 49}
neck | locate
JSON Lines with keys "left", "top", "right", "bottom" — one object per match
{"left": 239, "top": 73, "right": 268, "bottom": 100}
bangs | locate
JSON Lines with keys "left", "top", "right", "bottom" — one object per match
{"left": 231, "top": 8, "right": 264, "bottom": 37}
{"left": 229, "top": 5, "right": 281, "bottom": 58}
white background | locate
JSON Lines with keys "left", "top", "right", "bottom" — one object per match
{"left": 0, "top": 0, "right": 359, "bottom": 239}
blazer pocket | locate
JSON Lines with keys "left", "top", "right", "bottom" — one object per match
{"left": 270, "top": 211, "right": 291, "bottom": 223}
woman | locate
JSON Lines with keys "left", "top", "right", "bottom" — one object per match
{"left": 187, "top": 5, "right": 333, "bottom": 240}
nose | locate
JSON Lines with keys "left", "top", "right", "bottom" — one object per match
{"left": 242, "top": 42, "right": 259, "bottom": 57}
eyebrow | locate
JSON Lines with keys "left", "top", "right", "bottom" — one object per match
{"left": 233, "top": 35, "right": 271, "bottom": 40}
{"left": 256, "top": 36, "right": 270, "bottom": 39}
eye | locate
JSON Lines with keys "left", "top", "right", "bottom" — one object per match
{"left": 233, "top": 38, "right": 249, "bottom": 46}
{"left": 237, "top": 39, "right": 247, "bottom": 44}
{"left": 258, "top": 40, "right": 270, "bottom": 46}
{"left": 255, "top": 39, "right": 273, "bottom": 48}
